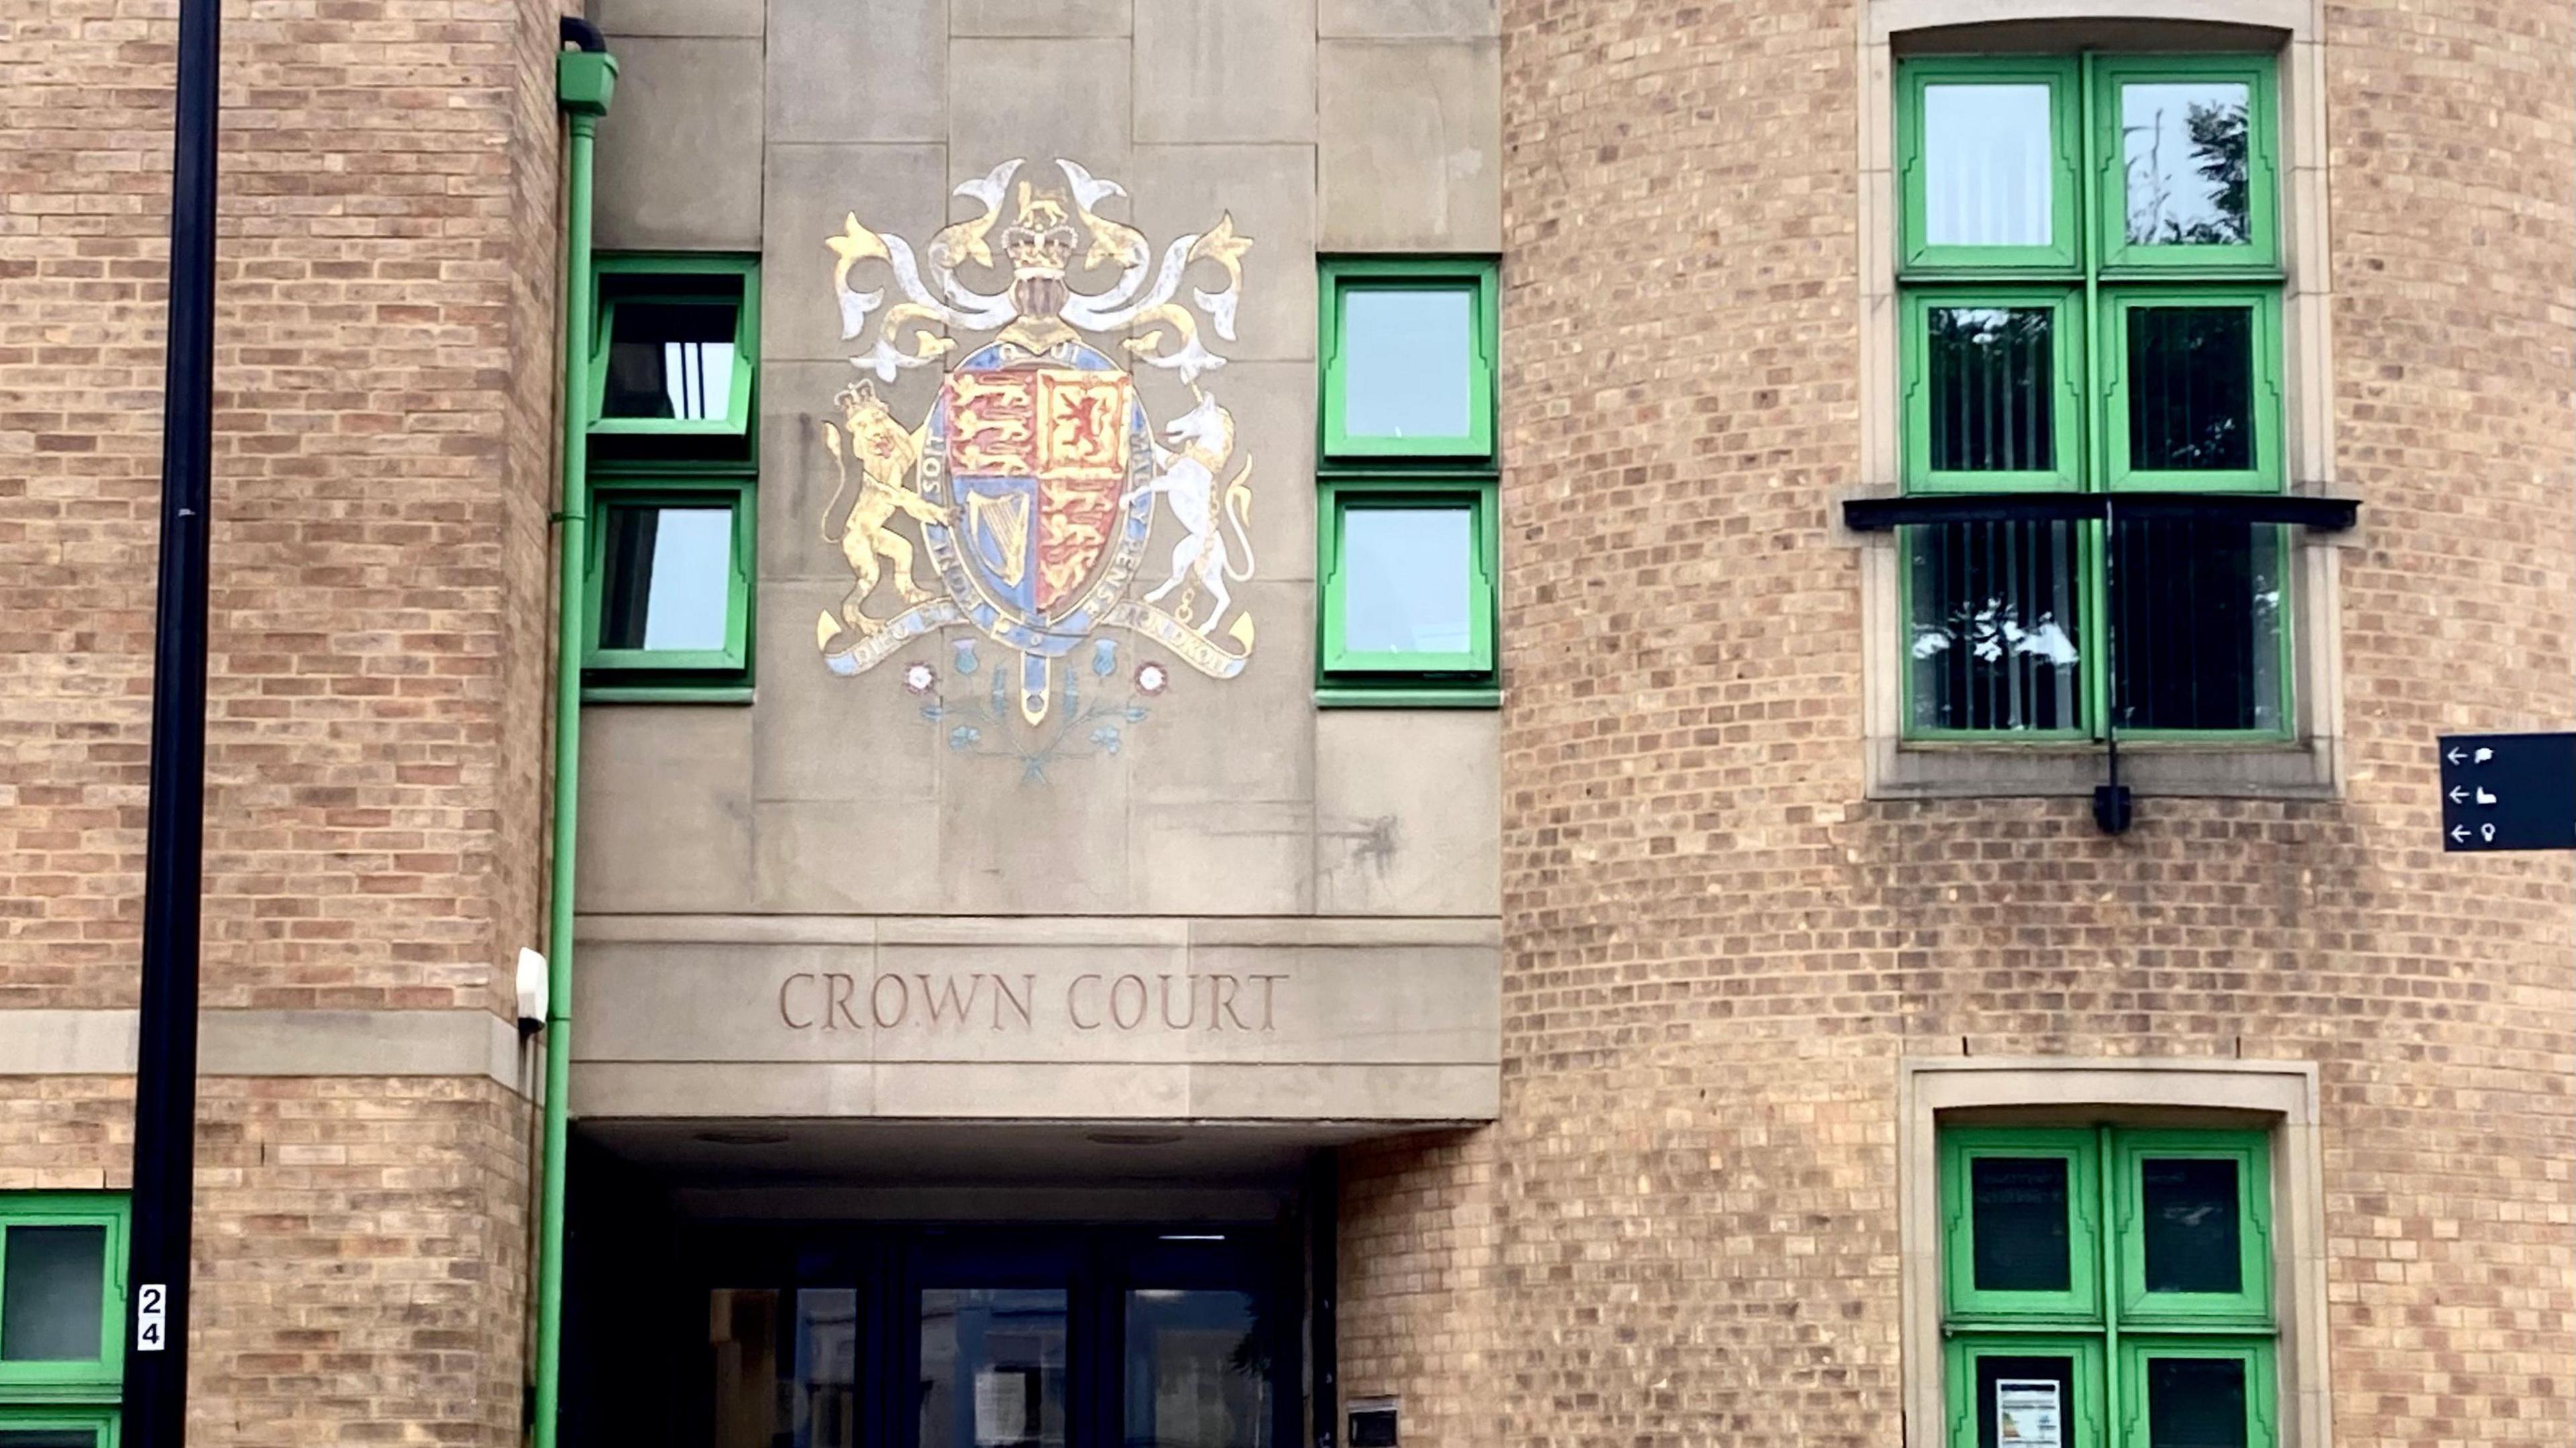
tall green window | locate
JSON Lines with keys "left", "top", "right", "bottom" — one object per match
{"left": 0, "top": 1194, "right": 127, "bottom": 1447}
{"left": 1896, "top": 54, "right": 2288, "bottom": 741}
{"left": 584, "top": 254, "right": 761, "bottom": 701}
{"left": 1316, "top": 257, "right": 1501, "bottom": 708}
{"left": 1939, "top": 1128, "right": 2277, "bottom": 1448}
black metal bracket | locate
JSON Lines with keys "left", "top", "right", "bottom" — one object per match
{"left": 1841, "top": 490, "right": 2361, "bottom": 533}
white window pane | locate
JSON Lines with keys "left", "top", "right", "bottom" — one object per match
{"left": 599, "top": 504, "right": 735, "bottom": 653}
{"left": 641, "top": 508, "right": 735, "bottom": 650}
{"left": 1342, "top": 508, "right": 1474, "bottom": 656}
{"left": 1340, "top": 289, "right": 1474, "bottom": 441}
{"left": 1923, "top": 83, "right": 2054, "bottom": 247}
{"left": 0, "top": 1223, "right": 106, "bottom": 1361}
{"left": 661, "top": 341, "right": 737, "bottom": 421}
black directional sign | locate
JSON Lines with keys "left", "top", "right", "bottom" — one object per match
{"left": 2438, "top": 733, "right": 2576, "bottom": 852}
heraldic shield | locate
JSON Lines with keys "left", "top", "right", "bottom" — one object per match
{"left": 926, "top": 343, "right": 1153, "bottom": 665}
{"left": 814, "top": 156, "right": 1259, "bottom": 731}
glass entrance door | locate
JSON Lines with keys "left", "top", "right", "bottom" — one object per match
{"left": 701, "top": 1227, "right": 1293, "bottom": 1448}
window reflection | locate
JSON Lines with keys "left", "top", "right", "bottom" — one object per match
{"left": 1928, "top": 307, "right": 2056, "bottom": 473}
{"left": 708, "top": 1288, "right": 857, "bottom": 1448}
{"left": 2122, "top": 82, "right": 2253, "bottom": 245}
{"left": 1923, "top": 83, "right": 2055, "bottom": 247}
{"left": 2145, "top": 1357, "right": 2249, "bottom": 1448}
{"left": 2110, "top": 520, "right": 2283, "bottom": 733}
{"left": 1340, "top": 289, "right": 1474, "bottom": 440}
{"left": 920, "top": 1288, "right": 1068, "bottom": 1448}
{"left": 604, "top": 301, "right": 739, "bottom": 421}
{"left": 598, "top": 503, "right": 734, "bottom": 652}
{"left": 1907, "top": 520, "right": 2084, "bottom": 732}
{"left": 1341, "top": 507, "right": 1474, "bottom": 657}
{"left": 1124, "top": 1289, "right": 1271, "bottom": 1448}
{"left": 0, "top": 1225, "right": 106, "bottom": 1361}
{"left": 2124, "top": 306, "right": 2255, "bottom": 473}
{"left": 1970, "top": 1157, "right": 2072, "bottom": 1294}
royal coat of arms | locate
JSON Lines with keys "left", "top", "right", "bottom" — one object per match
{"left": 816, "top": 158, "right": 1256, "bottom": 731}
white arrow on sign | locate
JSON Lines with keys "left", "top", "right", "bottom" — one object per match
{"left": 2447, "top": 747, "right": 2467, "bottom": 765}
{"left": 2450, "top": 786, "right": 2469, "bottom": 803}
{"left": 2451, "top": 825, "right": 2472, "bottom": 843}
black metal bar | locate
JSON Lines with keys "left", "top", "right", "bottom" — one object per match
{"left": 1841, "top": 490, "right": 2360, "bottom": 533}
{"left": 1308, "top": 1150, "right": 1338, "bottom": 1448}
{"left": 123, "top": 0, "right": 220, "bottom": 1440}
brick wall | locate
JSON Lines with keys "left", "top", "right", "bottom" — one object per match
{"left": 1334, "top": 1, "right": 2575, "bottom": 1445}
{"left": 0, "top": 0, "right": 563, "bottom": 1442}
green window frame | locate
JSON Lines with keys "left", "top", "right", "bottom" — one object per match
{"left": 587, "top": 254, "right": 761, "bottom": 442}
{"left": 1316, "top": 476, "right": 1499, "bottom": 695}
{"left": 0, "top": 1406, "right": 120, "bottom": 1447}
{"left": 1898, "top": 55, "right": 2083, "bottom": 274}
{"left": 2111, "top": 1129, "right": 2273, "bottom": 1324}
{"left": 2116, "top": 1339, "right": 2278, "bottom": 1448}
{"left": 2092, "top": 54, "right": 2280, "bottom": 274}
{"left": 1315, "top": 256, "right": 1501, "bottom": 708}
{"left": 581, "top": 254, "right": 761, "bottom": 704}
{"left": 2097, "top": 286, "right": 2282, "bottom": 494}
{"left": 0, "top": 1194, "right": 127, "bottom": 1410}
{"left": 1943, "top": 1335, "right": 2106, "bottom": 1448}
{"left": 1895, "top": 51, "right": 2288, "bottom": 744}
{"left": 581, "top": 477, "right": 756, "bottom": 699}
{"left": 1902, "top": 288, "right": 2088, "bottom": 493}
{"left": 1319, "top": 257, "right": 1497, "bottom": 463}
{"left": 1939, "top": 1127, "right": 2103, "bottom": 1321}
{"left": 1938, "top": 1127, "right": 2276, "bottom": 1448}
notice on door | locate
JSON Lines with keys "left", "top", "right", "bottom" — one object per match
{"left": 1996, "top": 1380, "right": 2062, "bottom": 1448}
{"left": 975, "top": 1366, "right": 1031, "bottom": 1447}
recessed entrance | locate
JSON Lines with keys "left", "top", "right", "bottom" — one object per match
{"left": 692, "top": 1226, "right": 1297, "bottom": 1448}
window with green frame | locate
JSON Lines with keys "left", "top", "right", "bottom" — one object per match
{"left": 584, "top": 255, "right": 759, "bottom": 701}
{"left": 1896, "top": 53, "right": 2290, "bottom": 742}
{"left": 0, "top": 1194, "right": 127, "bottom": 1447}
{"left": 1939, "top": 1127, "right": 2277, "bottom": 1448}
{"left": 1315, "top": 257, "right": 1501, "bottom": 708}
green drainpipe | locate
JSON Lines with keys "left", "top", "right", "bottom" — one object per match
{"left": 535, "top": 36, "right": 613, "bottom": 1448}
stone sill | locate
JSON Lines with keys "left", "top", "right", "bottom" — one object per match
{"left": 1868, "top": 736, "right": 2339, "bottom": 801}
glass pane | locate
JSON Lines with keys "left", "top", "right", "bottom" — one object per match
{"left": 2125, "top": 307, "right": 2254, "bottom": 472}
{"left": 2146, "top": 1356, "right": 2249, "bottom": 1448}
{"left": 1339, "top": 289, "right": 1474, "bottom": 440}
{"left": 0, "top": 1432, "right": 101, "bottom": 1448}
{"left": 920, "top": 1288, "right": 1068, "bottom": 1448}
{"left": 2141, "top": 1158, "right": 2245, "bottom": 1294}
{"left": 2110, "top": 520, "right": 2284, "bottom": 733}
{"left": 1907, "top": 521, "right": 2084, "bottom": 732}
{"left": 1929, "top": 307, "right": 2056, "bottom": 473}
{"left": 1341, "top": 507, "right": 1474, "bottom": 657}
{"left": 1973, "top": 1355, "right": 2074, "bottom": 1448}
{"left": 0, "top": 1224, "right": 106, "bottom": 1361}
{"left": 603, "top": 301, "right": 739, "bottom": 421}
{"left": 598, "top": 504, "right": 735, "bottom": 653}
{"left": 1923, "top": 83, "right": 2055, "bottom": 247}
{"left": 709, "top": 1288, "right": 859, "bottom": 1448}
{"left": 1970, "top": 1157, "right": 2072, "bottom": 1294}
{"left": 1125, "top": 1289, "right": 1273, "bottom": 1448}
{"left": 2123, "top": 82, "right": 2254, "bottom": 245}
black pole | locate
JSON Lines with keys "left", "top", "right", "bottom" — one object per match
{"left": 124, "top": 0, "right": 220, "bottom": 1439}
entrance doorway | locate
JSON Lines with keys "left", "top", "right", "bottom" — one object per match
{"left": 699, "top": 1226, "right": 1297, "bottom": 1448}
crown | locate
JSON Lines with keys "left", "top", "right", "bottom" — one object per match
{"left": 1002, "top": 183, "right": 1077, "bottom": 277}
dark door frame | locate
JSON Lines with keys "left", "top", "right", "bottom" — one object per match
{"left": 676, "top": 1220, "right": 1303, "bottom": 1448}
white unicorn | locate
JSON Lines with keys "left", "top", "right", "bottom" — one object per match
{"left": 1123, "top": 388, "right": 1256, "bottom": 632}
